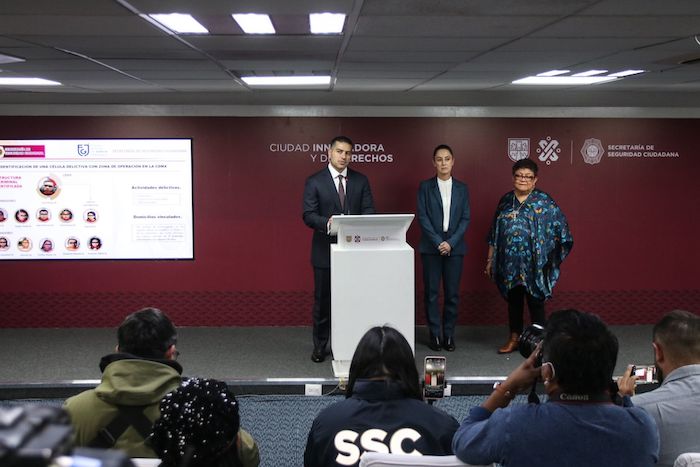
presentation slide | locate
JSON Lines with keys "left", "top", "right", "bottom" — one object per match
{"left": 0, "top": 139, "right": 193, "bottom": 260}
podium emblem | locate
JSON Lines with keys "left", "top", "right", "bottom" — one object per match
{"left": 345, "top": 235, "right": 352, "bottom": 243}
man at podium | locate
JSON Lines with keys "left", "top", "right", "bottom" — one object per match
{"left": 302, "top": 135, "right": 376, "bottom": 363}
{"left": 417, "top": 144, "right": 470, "bottom": 352}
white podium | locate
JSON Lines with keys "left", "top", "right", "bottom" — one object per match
{"left": 329, "top": 214, "right": 415, "bottom": 378}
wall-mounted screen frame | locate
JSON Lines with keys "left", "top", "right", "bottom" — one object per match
{"left": 0, "top": 138, "right": 194, "bottom": 260}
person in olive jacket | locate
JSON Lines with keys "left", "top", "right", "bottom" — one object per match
{"left": 64, "top": 307, "right": 259, "bottom": 465}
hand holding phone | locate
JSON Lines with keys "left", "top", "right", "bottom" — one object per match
{"left": 424, "top": 356, "right": 446, "bottom": 400}
{"left": 631, "top": 364, "right": 658, "bottom": 383}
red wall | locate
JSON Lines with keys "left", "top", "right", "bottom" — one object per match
{"left": 1, "top": 116, "right": 697, "bottom": 327}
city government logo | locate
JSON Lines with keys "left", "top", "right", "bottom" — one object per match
{"left": 580, "top": 138, "right": 604, "bottom": 165}
{"left": 77, "top": 144, "right": 90, "bottom": 157}
{"left": 507, "top": 138, "right": 530, "bottom": 162}
{"left": 536, "top": 136, "right": 561, "bottom": 165}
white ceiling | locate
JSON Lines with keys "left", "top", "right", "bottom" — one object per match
{"left": 1, "top": 0, "right": 700, "bottom": 107}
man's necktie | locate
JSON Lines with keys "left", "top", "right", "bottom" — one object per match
{"left": 338, "top": 174, "right": 345, "bottom": 211}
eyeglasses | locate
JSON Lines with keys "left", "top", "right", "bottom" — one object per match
{"left": 514, "top": 174, "right": 535, "bottom": 181}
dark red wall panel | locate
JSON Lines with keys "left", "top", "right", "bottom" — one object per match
{"left": 1, "top": 116, "right": 697, "bottom": 327}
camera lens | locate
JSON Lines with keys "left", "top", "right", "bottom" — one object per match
{"left": 518, "top": 324, "right": 544, "bottom": 360}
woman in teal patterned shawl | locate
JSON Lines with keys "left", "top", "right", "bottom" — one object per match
{"left": 485, "top": 158, "right": 573, "bottom": 354}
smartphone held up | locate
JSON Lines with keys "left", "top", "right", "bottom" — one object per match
{"left": 631, "top": 364, "right": 658, "bottom": 384}
{"left": 424, "top": 356, "right": 446, "bottom": 400}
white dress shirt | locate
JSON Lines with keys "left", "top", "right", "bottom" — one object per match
{"left": 328, "top": 164, "right": 347, "bottom": 194}
{"left": 437, "top": 177, "right": 452, "bottom": 232}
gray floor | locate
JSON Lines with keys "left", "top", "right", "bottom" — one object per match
{"left": 0, "top": 325, "right": 654, "bottom": 384}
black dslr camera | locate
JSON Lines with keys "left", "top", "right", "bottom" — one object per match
{"left": 519, "top": 324, "right": 545, "bottom": 366}
{"left": 0, "top": 405, "right": 134, "bottom": 467}
{"left": 0, "top": 405, "right": 73, "bottom": 467}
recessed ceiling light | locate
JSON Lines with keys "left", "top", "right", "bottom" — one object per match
{"left": 0, "top": 77, "right": 61, "bottom": 86}
{"left": 148, "top": 13, "right": 209, "bottom": 34}
{"left": 0, "top": 54, "right": 25, "bottom": 65}
{"left": 241, "top": 75, "right": 331, "bottom": 86}
{"left": 572, "top": 69, "right": 608, "bottom": 77}
{"left": 233, "top": 14, "right": 275, "bottom": 34}
{"left": 512, "top": 76, "right": 617, "bottom": 85}
{"left": 309, "top": 13, "right": 346, "bottom": 34}
{"left": 536, "top": 70, "right": 570, "bottom": 77}
{"left": 608, "top": 69, "right": 645, "bottom": 77}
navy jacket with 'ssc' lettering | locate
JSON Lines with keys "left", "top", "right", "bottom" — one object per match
{"left": 303, "top": 379, "right": 459, "bottom": 467}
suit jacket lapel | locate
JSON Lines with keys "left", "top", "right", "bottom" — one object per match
{"left": 448, "top": 181, "right": 461, "bottom": 230}
{"left": 431, "top": 177, "right": 444, "bottom": 220}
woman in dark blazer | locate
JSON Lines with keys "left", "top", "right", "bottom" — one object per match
{"left": 417, "top": 144, "right": 470, "bottom": 351}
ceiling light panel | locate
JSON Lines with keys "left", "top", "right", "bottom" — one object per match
{"left": 572, "top": 69, "right": 608, "bottom": 77}
{"left": 608, "top": 69, "right": 645, "bottom": 77}
{"left": 310, "top": 13, "right": 346, "bottom": 34}
{"left": 536, "top": 70, "right": 570, "bottom": 77}
{"left": 148, "top": 13, "right": 209, "bottom": 34}
{"left": 241, "top": 75, "right": 331, "bottom": 86}
{"left": 233, "top": 14, "right": 275, "bottom": 34}
{"left": 0, "top": 77, "right": 61, "bottom": 86}
{"left": 512, "top": 76, "right": 617, "bottom": 85}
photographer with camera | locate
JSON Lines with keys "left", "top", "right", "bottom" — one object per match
{"left": 617, "top": 310, "right": 700, "bottom": 467}
{"left": 452, "top": 309, "right": 659, "bottom": 467}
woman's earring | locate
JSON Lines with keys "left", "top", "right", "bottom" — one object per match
{"left": 542, "top": 362, "right": 555, "bottom": 387}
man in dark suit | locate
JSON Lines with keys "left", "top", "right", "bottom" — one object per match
{"left": 417, "top": 144, "right": 470, "bottom": 351}
{"left": 303, "top": 136, "right": 376, "bottom": 363}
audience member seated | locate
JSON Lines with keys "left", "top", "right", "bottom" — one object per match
{"left": 618, "top": 310, "right": 700, "bottom": 467}
{"left": 304, "top": 326, "right": 459, "bottom": 467}
{"left": 150, "top": 377, "right": 259, "bottom": 467}
{"left": 452, "top": 309, "right": 659, "bottom": 467}
{"left": 64, "top": 308, "right": 183, "bottom": 457}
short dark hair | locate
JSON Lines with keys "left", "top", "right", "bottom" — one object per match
{"left": 653, "top": 310, "right": 700, "bottom": 364}
{"left": 542, "top": 309, "right": 618, "bottom": 395}
{"left": 346, "top": 326, "right": 421, "bottom": 400}
{"left": 330, "top": 135, "right": 353, "bottom": 148}
{"left": 512, "top": 158, "right": 538, "bottom": 176}
{"left": 433, "top": 144, "right": 453, "bottom": 159}
{"left": 117, "top": 307, "right": 177, "bottom": 359}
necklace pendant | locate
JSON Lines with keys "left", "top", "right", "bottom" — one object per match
{"left": 513, "top": 211, "right": 518, "bottom": 219}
